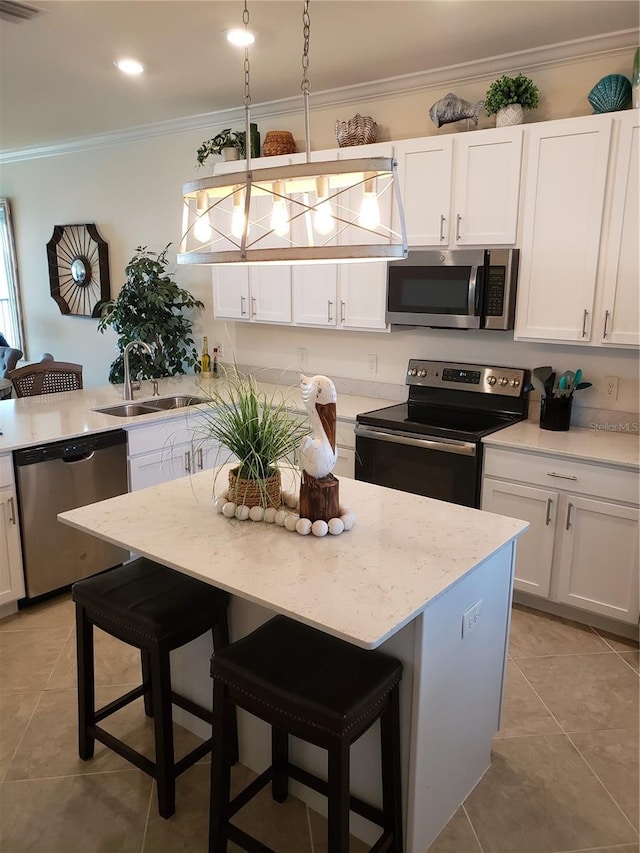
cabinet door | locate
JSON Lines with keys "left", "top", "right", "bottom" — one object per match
{"left": 395, "top": 136, "right": 453, "bottom": 246}
{"left": 339, "top": 267, "right": 387, "bottom": 330}
{"left": 129, "top": 443, "right": 195, "bottom": 491}
{"left": 453, "top": 128, "right": 522, "bottom": 245}
{"left": 555, "top": 495, "right": 639, "bottom": 624}
{"left": 0, "top": 486, "right": 25, "bottom": 606}
{"left": 213, "top": 266, "right": 250, "bottom": 320}
{"left": 482, "top": 479, "right": 556, "bottom": 598}
{"left": 599, "top": 110, "right": 640, "bottom": 347}
{"left": 515, "top": 115, "right": 612, "bottom": 343}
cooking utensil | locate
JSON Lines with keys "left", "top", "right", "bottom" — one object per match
{"left": 533, "top": 365, "right": 553, "bottom": 397}
{"left": 575, "top": 382, "right": 592, "bottom": 390}
{"left": 574, "top": 369, "right": 583, "bottom": 387}
{"left": 546, "top": 371, "right": 556, "bottom": 398}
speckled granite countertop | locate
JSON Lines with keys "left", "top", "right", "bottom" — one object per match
{"left": 483, "top": 420, "right": 639, "bottom": 470}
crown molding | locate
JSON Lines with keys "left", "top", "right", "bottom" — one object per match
{"left": 1, "top": 28, "right": 637, "bottom": 164}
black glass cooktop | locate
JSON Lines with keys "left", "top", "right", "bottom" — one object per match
{"left": 356, "top": 402, "right": 522, "bottom": 442}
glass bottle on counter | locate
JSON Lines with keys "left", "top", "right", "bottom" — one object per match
{"left": 201, "top": 336, "right": 212, "bottom": 377}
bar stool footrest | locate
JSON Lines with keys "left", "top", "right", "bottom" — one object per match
{"left": 288, "top": 762, "right": 386, "bottom": 827}
{"left": 94, "top": 684, "right": 147, "bottom": 723}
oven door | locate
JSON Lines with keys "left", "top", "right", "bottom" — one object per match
{"left": 354, "top": 424, "right": 481, "bottom": 508}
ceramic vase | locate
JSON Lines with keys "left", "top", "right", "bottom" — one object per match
{"left": 633, "top": 47, "right": 640, "bottom": 109}
{"left": 221, "top": 147, "right": 240, "bottom": 162}
{"left": 496, "top": 104, "right": 524, "bottom": 127}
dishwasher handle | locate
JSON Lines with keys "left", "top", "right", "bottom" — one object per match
{"left": 62, "top": 450, "right": 96, "bottom": 464}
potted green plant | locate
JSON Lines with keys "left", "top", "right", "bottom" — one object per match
{"left": 196, "top": 129, "right": 245, "bottom": 166}
{"left": 484, "top": 73, "right": 540, "bottom": 127}
{"left": 193, "top": 366, "right": 309, "bottom": 509}
{"left": 98, "top": 245, "right": 203, "bottom": 384}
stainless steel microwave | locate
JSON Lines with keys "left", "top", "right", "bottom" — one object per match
{"left": 386, "top": 248, "right": 519, "bottom": 330}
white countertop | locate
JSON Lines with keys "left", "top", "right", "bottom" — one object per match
{"left": 483, "top": 419, "right": 640, "bottom": 470}
{"left": 59, "top": 471, "right": 527, "bottom": 649}
{"left": 0, "top": 373, "right": 395, "bottom": 454}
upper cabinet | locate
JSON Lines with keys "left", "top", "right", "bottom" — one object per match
{"left": 515, "top": 111, "right": 639, "bottom": 349}
{"left": 394, "top": 127, "right": 522, "bottom": 247}
{"left": 596, "top": 110, "right": 640, "bottom": 347}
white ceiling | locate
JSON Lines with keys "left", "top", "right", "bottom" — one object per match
{"left": 1, "top": 0, "right": 638, "bottom": 152}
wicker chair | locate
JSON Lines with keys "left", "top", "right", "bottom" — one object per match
{"left": 9, "top": 360, "right": 83, "bottom": 397}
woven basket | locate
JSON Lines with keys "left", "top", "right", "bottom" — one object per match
{"left": 228, "top": 467, "right": 281, "bottom": 508}
{"left": 262, "top": 131, "right": 296, "bottom": 156}
{"left": 334, "top": 114, "right": 378, "bottom": 147}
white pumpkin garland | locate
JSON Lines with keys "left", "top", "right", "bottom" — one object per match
{"left": 214, "top": 488, "right": 355, "bottom": 536}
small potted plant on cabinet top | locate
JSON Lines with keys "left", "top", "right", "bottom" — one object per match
{"left": 196, "top": 129, "right": 245, "bottom": 166}
{"left": 484, "top": 73, "right": 540, "bottom": 127}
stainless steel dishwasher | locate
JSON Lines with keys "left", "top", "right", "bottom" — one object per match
{"left": 14, "top": 430, "right": 129, "bottom": 599}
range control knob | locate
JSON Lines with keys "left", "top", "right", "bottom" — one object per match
{"left": 408, "top": 368, "right": 418, "bottom": 376}
{"left": 510, "top": 378, "right": 521, "bottom": 388}
{"left": 499, "top": 377, "right": 509, "bottom": 386}
{"left": 487, "top": 375, "right": 497, "bottom": 386}
{"left": 418, "top": 369, "right": 427, "bottom": 378}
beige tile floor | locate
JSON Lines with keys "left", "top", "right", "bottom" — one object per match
{"left": 0, "top": 595, "right": 637, "bottom": 853}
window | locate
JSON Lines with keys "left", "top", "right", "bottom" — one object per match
{"left": 0, "top": 199, "right": 26, "bottom": 355}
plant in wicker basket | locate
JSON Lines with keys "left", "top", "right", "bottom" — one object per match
{"left": 193, "top": 367, "right": 309, "bottom": 509}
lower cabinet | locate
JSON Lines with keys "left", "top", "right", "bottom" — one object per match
{"left": 0, "top": 454, "right": 25, "bottom": 606}
{"left": 482, "top": 448, "right": 639, "bottom": 626}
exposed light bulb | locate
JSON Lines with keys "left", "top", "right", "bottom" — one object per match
{"left": 313, "top": 176, "right": 334, "bottom": 236}
{"left": 359, "top": 192, "right": 380, "bottom": 230}
{"left": 270, "top": 181, "right": 290, "bottom": 236}
{"left": 231, "top": 203, "right": 245, "bottom": 239}
{"left": 115, "top": 58, "right": 144, "bottom": 75}
{"left": 194, "top": 190, "right": 212, "bottom": 243}
{"left": 226, "top": 28, "right": 255, "bottom": 46}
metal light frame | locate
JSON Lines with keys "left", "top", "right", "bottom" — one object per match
{"left": 178, "top": 1, "right": 407, "bottom": 267}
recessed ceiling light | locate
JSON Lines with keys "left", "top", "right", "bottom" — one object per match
{"left": 115, "top": 58, "right": 144, "bottom": 75}
{"left": 226, "top": 28, "right": 255, "bottom": 47}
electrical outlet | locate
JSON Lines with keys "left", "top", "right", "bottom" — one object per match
{"left": 462, "top": 600, "right": 482, "bottom": 639}
{"left": 297, "top": 347, "right": 308, "bottom": 370}
{"left": 605, "top": 376, "right": 619, "bottom": 400}
{"left": 367, "top": 354, "right": 378, "bottom": 375}
{"left": 212, "top": 342, "right": 223, "bottom": 358}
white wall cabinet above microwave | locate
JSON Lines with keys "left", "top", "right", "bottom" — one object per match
{"left": 394, "top": 127, "right": 523, "bottom": 247}
{"left": 514, "top": 111, "right": 639, "bottom": 349}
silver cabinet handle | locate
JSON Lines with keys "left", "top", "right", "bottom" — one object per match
{"left": 185, "top": 451, "right": 191, "bottom": 474}
{"left": 565, "top": 501, "right": 574, "bottom": 530}
{"left": 8, "top": 496, "right": 16, "bottom": 525}
{"left": 251, "top": 296, "right": 257, "bottom": 317}
{"left": 603, "top": 309, "right": 610, "bottom": 339}
{"left": 340, "top": 300, "right": 346, "bottom": 324}
{"left": 197, "top": 448, "right": 204, "bottom": 470}
{"left": 547, "top": 472, "right": 578, "bottom": 481}
{"left": 240, "top": 295, "right": 247, "bottom": 316}
{"left": 327, "top": 300, "right": 333, "bottom": 323}
{"left": 439, "top": 214, "right": 446, "bottom": 242}
{"left": 581, "top": 309, "right": 589, "bottom": 337}
{"left": 545, "top": 498, "right": 552, "bottom": 526}
{"left": 456, "top": 214, "right": 462, "bottom": 241}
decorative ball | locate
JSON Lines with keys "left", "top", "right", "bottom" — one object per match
{"left": 214, "top": 496, "right": 226, "bottom": 513}
{"left": 341, "top": 512, "right": 356, "bottom": 531}
{"left": 235, "top": 505, "right": 250, "bottom": 521}
{"left": 328, "top": 517, "right": 345, "bottom": 535}
{"left": 312, "top": 519, "right": 329, "bottom": 537}
{"left": 219, "top": 489, "right": 229, "bottom": 501}
{"left": 264, "top": 507, "right": 277, "bottom": 523}
{"left": 296, "top": 518, "right": 312, "bottom": 535}
{"left": 249, "top": 505, "right": 264, "bottom": 522}
{"left": 284, "top": 513, "right": 299, "bottom": 532}
{"left": 222, "top": 502, "right": 236, "bottom": 518}
{"left": 275, "top": 509, "right": 288, "bottom": 526}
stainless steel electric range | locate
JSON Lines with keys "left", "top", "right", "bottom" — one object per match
{"left": 355, "top": 359, "right": 529, "bottom": 508}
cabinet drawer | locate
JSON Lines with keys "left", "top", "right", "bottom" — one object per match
{"left": 483, "top": 448, "right": 638, "bottom": 504}
{"left": 127, "top": 415, "right": 195, "bottom": 457}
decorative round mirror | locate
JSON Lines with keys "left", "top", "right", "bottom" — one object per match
{"left": 70, "top": 256, "right": 90, "bottom": 285}
{"left": 47, "top": 223, "right": 111, "bottom": 317}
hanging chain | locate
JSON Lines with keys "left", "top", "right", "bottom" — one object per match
{"left": 243, "top": 1, "right": 251, "bottom": 108}
{"left": 300, "top": 0, "right": 310, "bottom": 95}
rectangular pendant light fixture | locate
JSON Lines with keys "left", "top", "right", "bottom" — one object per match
{"left": 177, "top": 0, "right": 407, "bottom": 268}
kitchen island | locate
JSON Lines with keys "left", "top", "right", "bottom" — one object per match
{"left": 60, "top": 470, "right": 527, "bottom": 850}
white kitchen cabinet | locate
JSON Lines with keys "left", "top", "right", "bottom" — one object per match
{"left": 0, "top": 454, "right": 25, "bottom": 607}
{"left": 482, "top": 446, "right": 639, "bottom": 626}
{"left": 394, "top": 127, "right": 522, "bottom": 247}
{"left": 514, "top": 114, "right": 612, "bottom": 343}
{"left": 596, "top": 109, "right": 640, "bottom": 347}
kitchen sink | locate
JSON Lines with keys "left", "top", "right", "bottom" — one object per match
{"left": 94, "top": 395, "right": 207, "bottom": 418}
{"left": 142, "top": 395, "right": 207, "bottom": 410}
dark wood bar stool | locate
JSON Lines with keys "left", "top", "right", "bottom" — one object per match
{"left": 209, "top": 615, "right": 403, "bottom": 852}
{"left": 72, "top": 557, "right": 238, "bottom": 819}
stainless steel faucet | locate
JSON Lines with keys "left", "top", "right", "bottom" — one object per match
{"left": 123, "top": 340, "right": 153, "bottom": 400}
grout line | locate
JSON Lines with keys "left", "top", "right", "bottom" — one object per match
{"left": 461, "top": 802, "right": 486, "bottom": 853}
{"left": 510, "top": 649, "right": 624, "bottom": 660}
{"left": 0, "top": 689, "right": 44, "bottom": 784}
{"left": 305, "top": 804, "right": 316, "bottom": 853}
{"left": 140, "top": 779, "right": 155, "bottom": 853}
{"left": 0, "top": 767, "right": 143, "bottom": 783}
{"left": 44, "top": 622, "right": 75, "bottom": 690}
{"left": 509, "top": 657, "right": 567, "bottom": 734}
{"left": 614, "top": 650, "right": 640, "bottom": 677}
{"left": 564, "top": 732, "right": 639, "bottom": 840}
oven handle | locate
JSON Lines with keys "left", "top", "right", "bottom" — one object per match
{"left": 354, "top": 425, "right": 476, "bottom": 457}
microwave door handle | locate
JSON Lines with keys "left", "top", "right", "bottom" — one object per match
{"left": 468, "top": 265, "right": 479, "bottom": 316}
{"left": 355, "top": 425, "right": 476, "bottom": 457}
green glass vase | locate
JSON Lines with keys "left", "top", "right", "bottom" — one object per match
{"left": 633, "top": 47, "right": 640, "bottom": 109}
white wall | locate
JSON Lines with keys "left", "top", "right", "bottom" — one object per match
{"left": 0, "top": 47, "right": 637, "bottom": 415}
